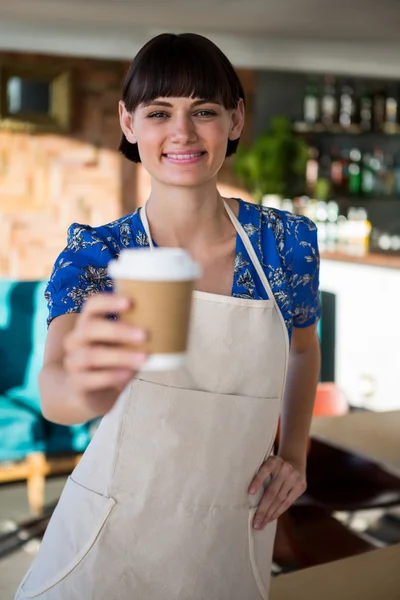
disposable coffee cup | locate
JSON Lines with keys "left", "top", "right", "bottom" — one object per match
{"left": 108, "top": 248, "right": 202, "bottom": 371}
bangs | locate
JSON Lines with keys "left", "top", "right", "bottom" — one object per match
{"left": 123, "top": 33, "right": 243, "bottom": 112}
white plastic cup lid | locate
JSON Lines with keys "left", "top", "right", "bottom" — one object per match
{"left": 108, "top": 247, "right": 202, "bottom": 282}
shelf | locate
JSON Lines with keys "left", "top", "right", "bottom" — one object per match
{"left": 293, "top": 122, "right": 400, "bottom": 136}
{"left": 331, "top": 195, "right": 400, "bottom": 203}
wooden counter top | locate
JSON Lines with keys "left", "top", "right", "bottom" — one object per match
{"left": 310, "top": 410, "right": 400, "bottom": 477}
{"left": 271, "top": 543, "right": 400, "bottom": 600}
{"left": 321, "top": 251, "right": 400, "bottom": 269}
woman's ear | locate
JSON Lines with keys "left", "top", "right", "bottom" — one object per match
{"left": 119, "top": 101, "right": 137, "bottom": 144}
{"left": 228, "top": 98, "right": 245, "bottom": 141}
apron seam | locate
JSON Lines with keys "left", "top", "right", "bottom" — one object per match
{"left": 163, "top": 500, "right": 252, "bottom": 510}
{"left": 69, "top": 474, "right": 111, "bottom": 499}
{"left": 108, "top": 381, "right": 133, "bottom": 499}
{"left": 137, "top": 377, "right": 280, "bottom": 400}
{"left": 193, "top": 291, "right": 275, "bottom": 307}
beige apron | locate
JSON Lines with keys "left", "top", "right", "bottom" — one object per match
{"left": 16, "top": 200, "right": 289, "bottom": 600}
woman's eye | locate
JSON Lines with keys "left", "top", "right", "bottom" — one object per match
{"left": 147, "top": 112, "right": 169, "bottom": 119}
{"left": 146, "top": 109, "right": 216, "bottom": 119}
{"left": 195, "top": 110, "right": 216, "bottom": 117}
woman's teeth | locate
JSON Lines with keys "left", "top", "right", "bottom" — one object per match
{"left": 165, "top": 152, "right": 204, "bottom": 159}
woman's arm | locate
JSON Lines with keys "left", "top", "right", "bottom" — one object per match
{"left": 277, "top": 322, "right": 321, "bottom": 473}
{"left": 248, "top": 322, "right": 320, "bottom": 529}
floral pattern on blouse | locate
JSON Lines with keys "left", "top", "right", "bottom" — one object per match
{"left": 45, "top": 198, "right": 321, "bottom": 340}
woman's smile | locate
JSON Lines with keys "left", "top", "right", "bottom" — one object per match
{"left": 162, "top": 150, "right": 207, "bottom": 164}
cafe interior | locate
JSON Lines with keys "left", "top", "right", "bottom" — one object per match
{"left": 0, "top": 1, "right": 399, "bottom": 598}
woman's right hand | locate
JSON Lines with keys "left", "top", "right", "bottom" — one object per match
{"left": 63, "top": 292, "right": 148, "bottom": 416}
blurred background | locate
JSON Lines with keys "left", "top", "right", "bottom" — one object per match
{"left": 1, "top": 1, "right": 400, "bottom": 598}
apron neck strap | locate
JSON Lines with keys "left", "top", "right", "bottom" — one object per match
{"left": 222, "top": 200, "right": 276, "bottom": 303}
{"left": 140, "top": 203, "right": 155, "bottom": 249}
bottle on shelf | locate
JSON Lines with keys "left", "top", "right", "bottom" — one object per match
{"left": 371, "top": 148, "right": 386, "bottom": 196}
{"left": 303, "top": 77, "right": 320, "bottom": 125}
{"left": 360, "top": 153, "right": 376, "bottom": 197}
{"left": 305, "top": 146, "right": 319, "bottom": 195}
{"left": 384, "top": 84, "right": 399, "bottom": 133}
{"left": 359, "top": 91, "right": 373, "bottom": 132}
{"left": 314, "top": 151, "right": 332, "bottom": 200}
{"left": 372, "top": 87, "right": 387, "bottom": 132}
{"left": 348, "top": 148, "right": 362, "bottom": 196}
{"left": 384, "top": 153, "right": 395, "bottom": 196}
{"left": 339, "top": 81, "right": 356, "bottom": 128}
{"left": 330, "top": 146, "right": 344, "bottom": 195}
{"left": 346, "top": 207, "right": 371, "bottom": 257}
{"left": 336, "top": 214, "right": 348, "bottom": 252}
{"left": 325, "top": 200, "right": 340, "bottom": 251}
{"left": 321, "top": 76, "right": 338, "bottom": 127}
{"left": 393, "top": 152, "right": 400, "bottom": 197}
{"left": 314, "top": 201, "right": 329, "bottom": 252}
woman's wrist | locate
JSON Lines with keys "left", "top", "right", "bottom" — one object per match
{"left": 276, "top": 451, "right": 307, "bottom": 476}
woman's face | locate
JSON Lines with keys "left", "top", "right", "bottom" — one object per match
{"left": 119, "top": 96, "right": 244, "bottom": 188}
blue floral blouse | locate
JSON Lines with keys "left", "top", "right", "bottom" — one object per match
{"left": 45, "top": 198, "right": 321, "bottom": 341}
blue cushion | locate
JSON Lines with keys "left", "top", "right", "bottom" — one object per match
{"left": 0, "top": 279, "right": 91, "bottom": 462}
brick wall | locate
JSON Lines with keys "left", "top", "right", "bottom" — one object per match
{"left": 0, "top": 51, "right": 254, "bottom": 281}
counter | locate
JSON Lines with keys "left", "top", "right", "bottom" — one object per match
{"left": 270, "top": 543, "right": 400, "bottom": 600}
{"left": 321, "top": 251, "right": 400, "bottom": 270}
{"left": 319, "top": 256, "right": 400, "bottom": 411}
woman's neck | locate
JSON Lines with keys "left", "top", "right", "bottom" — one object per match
{"left": 144, "top": 180, "right": 236, "bottom": 252}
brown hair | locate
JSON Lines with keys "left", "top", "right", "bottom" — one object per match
{"left": 119, "top": 33, "right": 245, "bottom": 163}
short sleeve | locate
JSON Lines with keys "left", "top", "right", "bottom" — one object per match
{"left": 44, "top": 223, "right": 115, "bottom": 326}
{"left": 286, "top": 215, "right": 321, "bottom": 328}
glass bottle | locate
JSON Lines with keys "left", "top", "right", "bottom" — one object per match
{"left": 303, "top": 77, "right": 320, "bottom": 125}
{"left": 306, "top": 146, "right": 320, "bottom": 195}
{"left": 359, "top": 92, "right": 373, "bottom": 132}
{"left": 330, "top": 146, "right": 344, "bottom": 195}
{"left": 384, "top": 84, "right": 399, "bottom": 133}
{"left": 361, "top": 153, "right": 376, "bottom": 197}
{"left": 393, "top": 152, "right": 400, "bottom": 197}
{"left": 348, "top": 148, "right": 362, "bottom": 196}
{"left": 371, "top": 148, "right": 386, "bottom": 196}
{"left": 385, "top": 153, "right": 395, "bottom": 196}
{"left": 339, "top": 148, "right": 351, "bottom": 194}
{"left": 339, "top": 81, "right": 356, "bottom": 128}
{"left": 321, "top": 76, "right": 337, "bottom": 127}
{"left": 372, "top": 87, "right": 387, "bottom": 132}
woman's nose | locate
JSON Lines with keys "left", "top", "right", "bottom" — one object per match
{"left": 169, "top": 115, "right": 197, "bottom": 144}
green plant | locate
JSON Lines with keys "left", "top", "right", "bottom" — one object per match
{"left": 233, "top": 115, "right": 309, "bottom": 202}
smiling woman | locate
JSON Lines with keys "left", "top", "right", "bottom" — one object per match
{"left": 119, "top": 92, "right": 244, "bottom": 190}
{"left": 118, "top": 32, "right": 245, "bottom": 163}
{"left": 15, "top": 32, "right": 321, "bottom": 600}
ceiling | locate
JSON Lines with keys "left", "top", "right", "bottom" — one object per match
{"left": 0, "top": 0, "right": 399, "bottom": 76}
{"left": 0, "top": 0, "right": 399, "bottom": 41}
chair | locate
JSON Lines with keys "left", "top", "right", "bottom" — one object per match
{"left": 306, "top": 383, "right": 400, "bottom": 511}
{"left": 0, "top": 279, "right": 92, "bottom": 515}
{"left": 277, "top": 382, "right": 400, "bottom": 512}
{"left": 305, "top": 438, "right": 400, "bottom": 512}
{"left": 0, "top": 451, "right": 81, "bottom": 516}
{"left": 273, "top": 504, "right": 376, "bottom": 571}
{"left": 313, "top": 382, "right": 349, "bottom": 417}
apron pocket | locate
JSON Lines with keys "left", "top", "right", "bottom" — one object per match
{"left": 19, "top": 476, "right": 115, "bottom": 598}
{"left": 247, "top": 507, "right": 277, "bottom": 600}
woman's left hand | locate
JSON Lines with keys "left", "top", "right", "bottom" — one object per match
{"left": 248, "top": 456, "right": 307, "bottom": 530}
